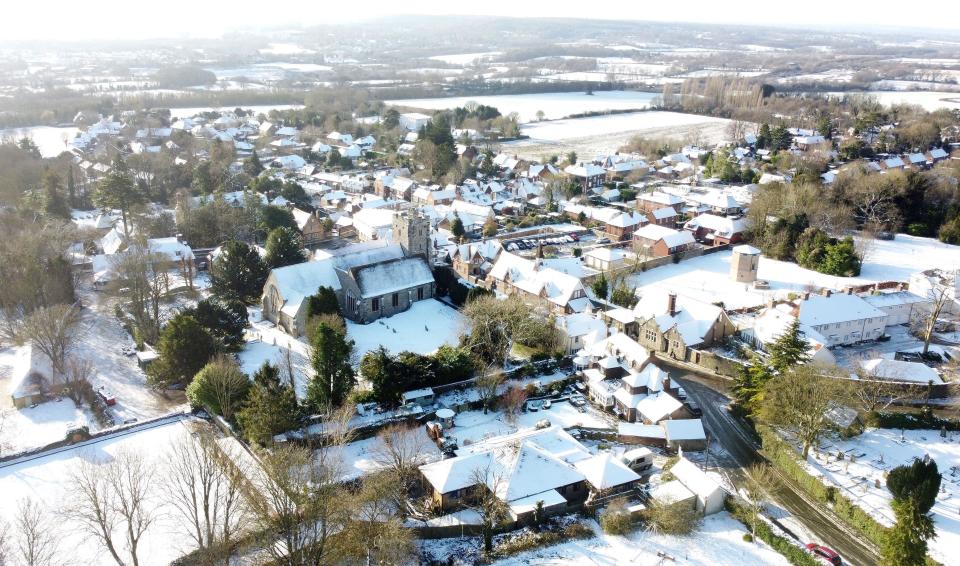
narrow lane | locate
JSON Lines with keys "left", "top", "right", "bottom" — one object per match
{"left": 675, "top": 375, "right": 881, "bottom": 566}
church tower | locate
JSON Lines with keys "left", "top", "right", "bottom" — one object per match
{"left": 393, "top": 209, "right": 433, "bottom": 264}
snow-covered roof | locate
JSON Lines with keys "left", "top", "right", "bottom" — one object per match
{"left": 650, "top": 479, "right": 695, "bottom": 505}
{"left": 633, "top": 289, "right": 725, "bottom": 348}
{"left": 662, "top": 419, "right": 706, "bottom": 441}
{"left": 147, "top": 237, "right": 194, "bottom": 261}
{"left": 269, "top": 260, "right": 342, "bottom": 316}
{"left": 732, "top": 244, "right": 761, "bottom": 255}
{"left": 488, "top": 251, "right": 586, "bottom": 310}
{"left": 859, "top": 358, "right": 942, "bottom": 384}
{"left": 564, "top": 163, "right": 605, "bottom": 178}
{"left": 670, "top": 457, "right": 722, "bottom": 499}
{"left": 639, "top": 191, "right": 682, "bottom": 206}
{"left": 9, "top": 344, "right": 52, "bottom": 400}
{"left": 618, "top": 422, "right": 665, "bottom": 439}
{"left": 683, "top": 213, "right": 748, "bottom": 237}
{"left": 861, "top": 291, "right": 929, "bottom": 309}
{"left": 635, "top": 392, "right": 683, "bottom": 423}
{"left": 574, "top": 452, "right": 641, "bottom": 490}
{"left": 621, "top": 364, "right": 672, "bottom": 392}
{"left": 798, "top": 294, "right": 887, "bottom": 327}
{"left": 635, "top": 224, "right": 694, "bottom": 248}
{"left": 353, "top": 256, "right": 434, "bottom": 299}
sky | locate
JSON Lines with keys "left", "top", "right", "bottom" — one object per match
{"left": 5, "top": 0, "right": 960, "bottom": 42}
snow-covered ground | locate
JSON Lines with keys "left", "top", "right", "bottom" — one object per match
{"left": 804, "top": 428, "right": 960, "bottom": 565}
{"left": 346, "top": 298, "right": 465, "bottom": 361}
{"left": 241, "top": 299, "right": 465, "bottom": 398}
{"left": 627, "top": 235, "right": 960, "bottom": 310}
{"left": 448, "top": 400, "right": 614, "bottom": 448}
{"left": 387, "top": 91, "right": 659, "bottom": 122}
{"left": 828, "top": 90, "right": 960, "bottom": 111}
{"left": 0, "top": 416, "right": 211, "bottom": 566}
{"left": 428, "top": 52, "right": 503, "bottom": 65}
{"left": 516, "top": 111, "right": 730, "bottom": 141}
{"left": 0, "top": 392, "right": 93, "bottom": 454}
{"left": 422, "top": 513, "right": 789, "bottom": 566}
{"left": 0, "top": 125, "right": 78, "bottom": 157}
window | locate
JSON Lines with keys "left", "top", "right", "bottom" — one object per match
{"left": 417, "top": 287, "right": 424, "bottom": 300}
{"left": 644, "top": 329, "right": 657, "bottom": 343}
{"left": 372, "top": 298, "right": 380, "bottom": 311}
{"left": 392, "top": 293, "right": 399, "bottom": 307}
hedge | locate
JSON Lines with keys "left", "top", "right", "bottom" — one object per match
{"left": 725, "top": 499, "right": 820, "bottom": 566}
{"left": 757, "top": 425, "right": 888, "bottom": 548}
{"left": 866, "top": 410, "right": 960, "bottom": 432}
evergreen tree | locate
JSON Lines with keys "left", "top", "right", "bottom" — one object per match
{"left": 183, "top": 298, "right": 249, "bottom": 352}
{"left": 305, "top": 286, "right": 342, "bottom": 318}
{"left": 264, "top": 227, "right": 306, "bottom": 268}
{"left": 66, "top": 166, "right": 77, "bottom": 207}
{"left": 591, "top": 272, "right": 609, "bottom": 300}
{"left": 306, "top": 322, "right": 355, "bottom": 410}
{"left": 881, "top": 456, "right": 941, "bottom": 566}
{"left": 42, "top": 170, "right": 70, "bottom": 219}
{"left": 186, "top": 355, "right": 250, "bottom": 420}
{"left": 482, "top": 216, "right": 498, "bottom": 237}
{"left": 450, "top": 215, "right": 465, "bottom": 241}
{"left": 209, "top": 240, "right": 270, "bottom": 303}
{"left": 733, "top": 352, "right": 774, "bottom": 416}
{"left": 147, "top": 314, "right": 218, "bottom": 389}
{"left": 767, "top": 319, "right": 810, "bottom": 373}
{"left": 258, "top": 205, "right": 298, "bottom": 235}
{"left": 237, "top": 361, "right": 300, "bottom": 445}
{"left": 243, "top": 149, "right": 264, "bottom": 177}
{"left": 93, "top": 166, "right": 143, "bottom": 237}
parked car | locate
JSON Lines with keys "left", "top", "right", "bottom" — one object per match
{"left": 526, "top": 400, "right": 543, "bottom": 412}
{"left": 542, "top": 400, "right": 552, "bottom": 410}
{"left": 570, "top": 394, "right": 587, "bottom": 407}
{"left": 805, "top": 543, "right": 842, "bottom": 566}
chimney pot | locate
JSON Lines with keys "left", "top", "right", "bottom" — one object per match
{"left": 667, "top": 292, "right": 678, "bottom": 316}
{"left": 802, "top": 292, "right": 811, "bottom": 301}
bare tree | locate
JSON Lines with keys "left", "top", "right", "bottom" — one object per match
{"left": 165, "top": 426, "right": 249, "bottom": 565}
{"left": 248, "top": 444, "right": 349, "bottom": 566}
{"left": 342, "top": 471, "right": 415, "bottom": 565}
{"left": 501, "top": 385, "right": 528, "bottom": 425}
{"left": 110, "top": 248, "right": 172, "bottom": 344}
{"left": 66, "top": 448, "right": 156, "bottom": 566}
{"left": 475, "top": 365, "right": 504, "bottom": 414}
{"left": 848, "top": 369, "right": 926, "bottom": 412}
{"left": 370, "top": 423, "right": 433, "bottom": 510}
{"left": 63, "top": 356, "right": 95, "bottom": 405}
{"left": 742, "top": 463, "right": 778, "bottom": 542}
{"left": 912, "top": 284, "right": 953, "bottom": 356}
{"left": 0, "top": 517, "right": 9, "bottom": 566}
{"left": 20, "top": 303, "right": 82, "bottom": 384}
{"left": 14, "top": 498, "right": 58, "bottom": 566}
{"left": 469, "top": 465, "right": 509, "bottom": 554}
{"left": 760, "top": 365, "right": 848, "bottom": 458}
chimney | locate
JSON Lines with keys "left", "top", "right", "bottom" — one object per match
{"left": 667, "top": 292, "right": 677, "bottom": 316}
{"left": 801, "top": 292, "right": 811, "bottom": 301}
{"left": 846, "top": 287, "right": 854, "bottom": 295}
{"left": 821, "top": 288, "right": 832, "bottom": 297}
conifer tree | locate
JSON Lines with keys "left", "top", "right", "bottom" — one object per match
{"left": 767, "top": 318, "right": 810, "bottom": 373}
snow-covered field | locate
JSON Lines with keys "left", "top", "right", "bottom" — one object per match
{"left": 424, "top": 513, "right": 789, "bottom": 566}
{"left": 805, "top": 428, "right": 960, "bottom": 565}
{"left": 0, "top": 417, "right": 209, "bottom": 566}
{"left": 627, "top": 235, "right": 960, "bottom": 310}
{"left": 387, "top": 91, "right": 659, "bottom": 122}
{"left": 449, "top": 401, "right": 614, "bottom": 448}
{"left": 428, "top": 52, "right": 502, "bottom": 65}
{"left": 0, "top": 125, "right": 78, "bottom": 157}
{"left": 503, "top": 111, "right": 734, "bottom": 161}
{"left": 168, "top": 104, "right": 304, "bottom": 120}
{"left": 828, "top": 90, "right": 960, "bottom": 111}
{"left": 346, "top": 298, "right": 465, "bottom": 361}
{"left": 0, "top": 391, "right": 93, "bottom": 454}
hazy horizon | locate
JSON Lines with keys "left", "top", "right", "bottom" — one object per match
{"left": 5, "top": 1, "right": 960, "bottom": 43}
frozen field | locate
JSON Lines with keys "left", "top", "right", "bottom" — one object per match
{"left": 805, "top": 428, "right": 960, "bottom": 565}
{"left": 424, "top": 513, "right": 790, "bottom": 566}
{"left": 0, "top": 416, "right": 210, "bottom": 566}
{"left": 0, "top": 126, "right": 78, "bottom": 157}
{"left": 627, "top": 234, "right": 960, "bottom": 310}
{"left": 503, "top": 111, "right": 734, "bottom": 161}
{"left": 387, "top": 90, "right": 659, "bottom": 122}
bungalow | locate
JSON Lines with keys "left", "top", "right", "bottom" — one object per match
{"left": 928, "top": 148, "right": 949, "bottom": 163}
{"left": 906, "top": 153, "right": 928, "bottom": 168}
{"left": 564, "top": 163, "right": 606, "bottom": 191}
{"left": 633, "top": 224, "right": 695, "bottom": 258}
{"left": 683, "top": 213, "right": 748, "bottom": 245}
{"left": 692, "top": 191, "right": 742, "bottom": 216}
{"left": 880, "top": 156, "right": 906, "bottom": 170}
{"left": 573, "top": 453, "right": 642, "bottom": 497}
{"left": 10, "top": 344, "right": 52, "bottom": 409}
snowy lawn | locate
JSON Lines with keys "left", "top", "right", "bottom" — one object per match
{"left": 627, "top": 235, "right": 960, "bottom": 310}
{"left": 421, "top": 514, "right": 789, "bottom": 566}
{"left": 0, "top": 417, "right": 213, "bottom": 566}
{"left": 804, "top": 428, "right": 960, "bottom": 565}
{"left": 347, "top": 298, "right": 465, "bottom": 361}
{"left": 0, "top": 396, "right": 93, "bottom": 455}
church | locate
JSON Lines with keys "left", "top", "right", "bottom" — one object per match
{"left": 261, "top": 210, "right": 436, "bottom": 335}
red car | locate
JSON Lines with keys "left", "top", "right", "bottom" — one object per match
{"left": 806, "top": 543, "right": 842, "bottom": 566}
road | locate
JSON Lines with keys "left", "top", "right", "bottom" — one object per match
{"left": 675, "top": 374, "right": 881, "bottom": 566}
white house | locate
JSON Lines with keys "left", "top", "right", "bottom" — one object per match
{"left": 669, "top": 456, "right": 725, "bottom": 515}
{"left": 862, "top": 291, "right": 931, "bottom": 326}
{"left": 797, "top": 292, "right": 888, "bottom": 346}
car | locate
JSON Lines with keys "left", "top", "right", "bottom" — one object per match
{"left": 526, "top": 400, "right": 542, "bottom": 412}
{"left": 570, "top": 394, "right": 587, "bottom": 407}
{"left": 97, "top": 388, "right": 117, "bottom": 406}
{"left": 805, "top": 543, "right": 842, "bottom": 565}
{"left": 542, "top": 400, "right": 552, "bottom": 410}
{"left": 596, "top": 238, "right": 611, "bottom": 244}
{"left": 676, "top": 387, "right": 687, "bottom": 400}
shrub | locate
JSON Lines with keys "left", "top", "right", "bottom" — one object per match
{"left": 600, "top": 499, "right": 635, "bottom": 535}
{"left": 743, "top": 533, "right": 754, "bottom": 542}
{"left": 726, "top": 499, "right": 820, "bottom": 566}
{"left": 642, "top": 500, "right": 701, "bottom": 536}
